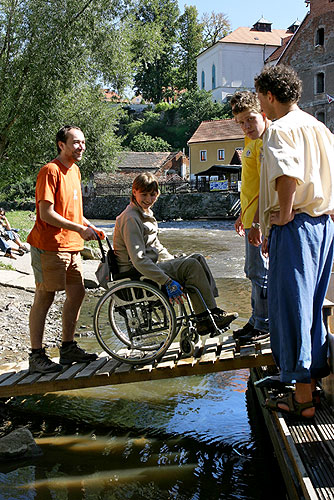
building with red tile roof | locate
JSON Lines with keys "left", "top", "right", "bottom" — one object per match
{"left": 187, "top": 119, "right": 244, "bottom": 178}
{"left": 197, "top": 16, "right": 306, "bottom": 103}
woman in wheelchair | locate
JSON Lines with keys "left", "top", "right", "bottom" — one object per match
{"left": 113, "top": 173, "right": 238, "bottom": 335}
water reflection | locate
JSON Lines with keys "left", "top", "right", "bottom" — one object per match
{"left": 0, "top": 220, "right": 286, "bottom": 499}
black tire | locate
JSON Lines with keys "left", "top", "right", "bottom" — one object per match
{"left": 180, "top": 328, "right": 195, "bottom": 356}
{"left": 93, "top": 280, "right": 176, "bottom": 364}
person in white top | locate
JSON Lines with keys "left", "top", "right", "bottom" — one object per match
{"left": 254, "top": 64, "right": 334, "bottom": 419}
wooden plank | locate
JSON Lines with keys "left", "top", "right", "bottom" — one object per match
{"left": 0, "top": 372, "right": 15, "bottom": 384}
{"left": 95, "top": 358, "right": 121, "bottom": 375}
{"left": 17, "top": 373, "right": 41, "bottom": 385}
{"left": 38, "top": 370, "right": 66, "bottom": 383}
{"left": 250, "top": 368, "right": 304, "bottom": 500}
{"left": 55, "top": 363, "right": 88, "bottom": 380}
{"left": 136, "top": 362, "right": 154, "bottom": 374}
{"left": 239, "top": 345, "right": 256, "bottom": 358}
{"left": 0, "top": 350, "right": 276, "bottom": 399}
{"left": 0, "top": 369, "right": 29, "bottom": 387}
{"left": 219, "top": 349, "right": 235, "bottom": 361}
{"left": 199, "top": 338, "right": 219, "bottom": 364}
{"left": 274, "top": 416, "right": 319, "bottom": 500}
{"left": 289, "top": 422, "right": 334, "bottom": 498}
{"left": 114, "top": 362, "right": 133, "bottom": 374}
{"left": 0, "top": 338, "right": 276, "bottom": 399}
{"left": 176, "top": 356, "right": 197, "bottom": 367}
{"left": 75, "top": 357, "right": 109, "bottom": 379}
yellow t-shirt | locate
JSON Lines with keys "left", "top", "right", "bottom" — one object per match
{"left": 240, "top": 137, "right": 262, "bottom": 229}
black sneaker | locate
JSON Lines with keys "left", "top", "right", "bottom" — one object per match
{"left": 29, "top": 348, "right": 62, "bottom": 374}
{"left": 233, "top": 322, "right": 254, "bottom": 340}
{"left": 197, "top": 309, "right": 238, "bottom": 335}
{"left": 59, "top": 341, "right": 98, "bottom": 365}
{"left": 238, "top": 329, "right": 270, "bottom": 346}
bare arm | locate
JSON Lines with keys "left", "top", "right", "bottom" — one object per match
{"left": 234, "top": 214, "right": 245, "bottom": 236}
{"left": 269, "top": 175, "right": 297, "bottom": 226}
{"left": 39, "top": 200, "right": 96, "bottom": 241}
{"left": 248, "top": 204, "right": 262, "bottom": 247}
{"left": 1, "top": 216, "right": 11, "bottom": 230}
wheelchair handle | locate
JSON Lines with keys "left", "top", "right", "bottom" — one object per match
{"left": 92, "top": 231, "right": 113, "bottom": 263}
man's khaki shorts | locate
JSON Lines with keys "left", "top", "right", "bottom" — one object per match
{"left": 30, "top": 247, "right": 83, "bottom": 291}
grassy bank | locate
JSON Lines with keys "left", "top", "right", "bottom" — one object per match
{"left": 2, "top": 209, "right": 35, "bottom": 242}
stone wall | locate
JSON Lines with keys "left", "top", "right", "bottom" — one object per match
{"left": 83, "top": 192, "right": 240, "bottom": 220}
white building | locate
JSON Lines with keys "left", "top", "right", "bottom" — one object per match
{"left": 197, "top": 18, "right": 300, "bottom": 102}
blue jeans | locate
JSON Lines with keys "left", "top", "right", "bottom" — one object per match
{"left": 268, "top": 213, "right": 334, "bottom": 383}
{"left": 0, "top": 236, "right": 10, "bottom": 253}
{"left": 245, "top": 229, "right": 269, "bottom": 332}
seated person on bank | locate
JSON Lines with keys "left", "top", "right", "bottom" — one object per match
{"left": 0, "top": 208, "right": 29, "bottom": 255}
{"left": 0, "top": 235, "right": 16, "bottom": 259}
{"left": 113, "top": 173, "right": 238, "bottom": 334}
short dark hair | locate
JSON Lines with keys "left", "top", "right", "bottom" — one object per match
{"left": 131, "top": 173, "right": 160, "bottom": 202}
{"left": 56, "top": 125, "right": 82, "bottom": 153}
{"left": 254, "top": 64, "right": 302, "bottom": 104}
{"left": 230, "top": 91, "right": 261, "bottom": 115}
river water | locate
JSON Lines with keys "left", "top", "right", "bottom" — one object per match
{"left": 0, "top": 220, "right": 287, "bottom": 500}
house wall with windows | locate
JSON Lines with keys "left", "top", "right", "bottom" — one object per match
{"left": 279, "top": 0, "right": 334, "bottom": 131}
{"left": 189, "top": 139, "right": 244, "bottom": 177}
{"left": 187, "top": 119, "right": 244, "bottom": 178}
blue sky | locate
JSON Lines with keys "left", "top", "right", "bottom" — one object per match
{"left": 177, "top": 0, "right": 308, "bottom": 30}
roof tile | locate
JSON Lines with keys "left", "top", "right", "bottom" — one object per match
{"left": 188, "top": 119, "right": 243, "bottom": 144}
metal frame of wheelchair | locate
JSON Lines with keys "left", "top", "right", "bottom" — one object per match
{"left": 93, "top": 237, "right": 226, "bottom": 365}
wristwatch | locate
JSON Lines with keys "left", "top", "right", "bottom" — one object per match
{"left": 251, "top": 222, "right": 261, "bottom": 229}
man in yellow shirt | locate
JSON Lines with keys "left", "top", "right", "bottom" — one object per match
{"left": 230, "top": 91, "right": 270, "bottom": 344}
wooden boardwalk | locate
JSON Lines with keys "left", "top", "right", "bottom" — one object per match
{"left": 0, "top": 335, "right": 275, "bottom": 399}
{"left": 251, "top": 367, "right": 334, "bottom": 500}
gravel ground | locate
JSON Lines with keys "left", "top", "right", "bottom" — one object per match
{"left": 0, "top": 285, "right": 65, "bottom": 365}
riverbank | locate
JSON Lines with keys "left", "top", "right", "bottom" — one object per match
{"left": 0, "top": 248, "right": 101, "bottom": 367}
{"left": 0, "top": 218, "right": 245, "bottom": 367}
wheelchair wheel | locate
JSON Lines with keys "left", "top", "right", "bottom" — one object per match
{"left": 180, "top": 328, "right": 195, "bottom": 356}
{"left": 93, "top": 280, "right": 176, "bottom": 364}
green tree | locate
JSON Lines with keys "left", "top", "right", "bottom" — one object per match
{"left": 0, "top": 0, "right": 130, "bottom": 188}
{"left": 201, "top": 11, "right": 231, "bottom": 48}
{"left": 129, "top": 132, "right": 172, "bottom": 151}
{"left": 132, "top": 0, "right": 180, "bottom": 103}
{"left": 177, "top": 6, "right": 203, "bottom": 91}
{"left": 178, "top": 89, "right": 232, "bottom": 141}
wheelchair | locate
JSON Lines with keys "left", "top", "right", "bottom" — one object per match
{"left": 93, "top": 237, "right": 227, "bottom": 365}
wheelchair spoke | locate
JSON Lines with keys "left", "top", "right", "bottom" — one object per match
{"left": 94, "top": 280, "right": 176, "bottom": 364}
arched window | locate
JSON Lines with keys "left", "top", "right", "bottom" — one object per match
{"left": 316, "top": 72, "right": 325, "bottom": 93}
{"left": 201, "top": 71, "right": 205, "bottom": 89}
{"left": 315, "top": 27, "right": 324, "bottom": 46}
{"left": 212, "top": 64, "right": 216, "bottom": 89}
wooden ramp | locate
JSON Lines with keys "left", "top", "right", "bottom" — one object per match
{"left": 0, "top": 336, "right": 275, "bottom": 399}
{"left": 251, "top": 367, "right": 334, "bottom": 500}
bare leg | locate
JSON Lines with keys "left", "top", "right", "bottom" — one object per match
{"left": 62, "top": 283, "right": 85, "bottom": 342}
{"left": 29, "top": 290, "right": 55, "bottom": 349}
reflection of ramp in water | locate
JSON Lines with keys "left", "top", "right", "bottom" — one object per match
{"left": 0, "top": 336, "right": 274, "bottom": 398}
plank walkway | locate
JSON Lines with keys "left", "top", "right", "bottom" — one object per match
{"left": 251, "top": 367, "right": 334, "bottom": 500}
{"left": 0, "top": 335, "right": 275, "bottom": 399}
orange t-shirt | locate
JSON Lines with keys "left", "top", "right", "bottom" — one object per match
{"left": 27, "top": 159, "right": 84, "bottom": 251}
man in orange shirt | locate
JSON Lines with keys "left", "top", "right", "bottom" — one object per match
{"left": 27, "top": 125, "right": 101, "bottom": 373}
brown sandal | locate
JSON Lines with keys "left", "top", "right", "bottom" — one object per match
{"left": 264, "top": 392, "right": 315, "bottom": 419}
